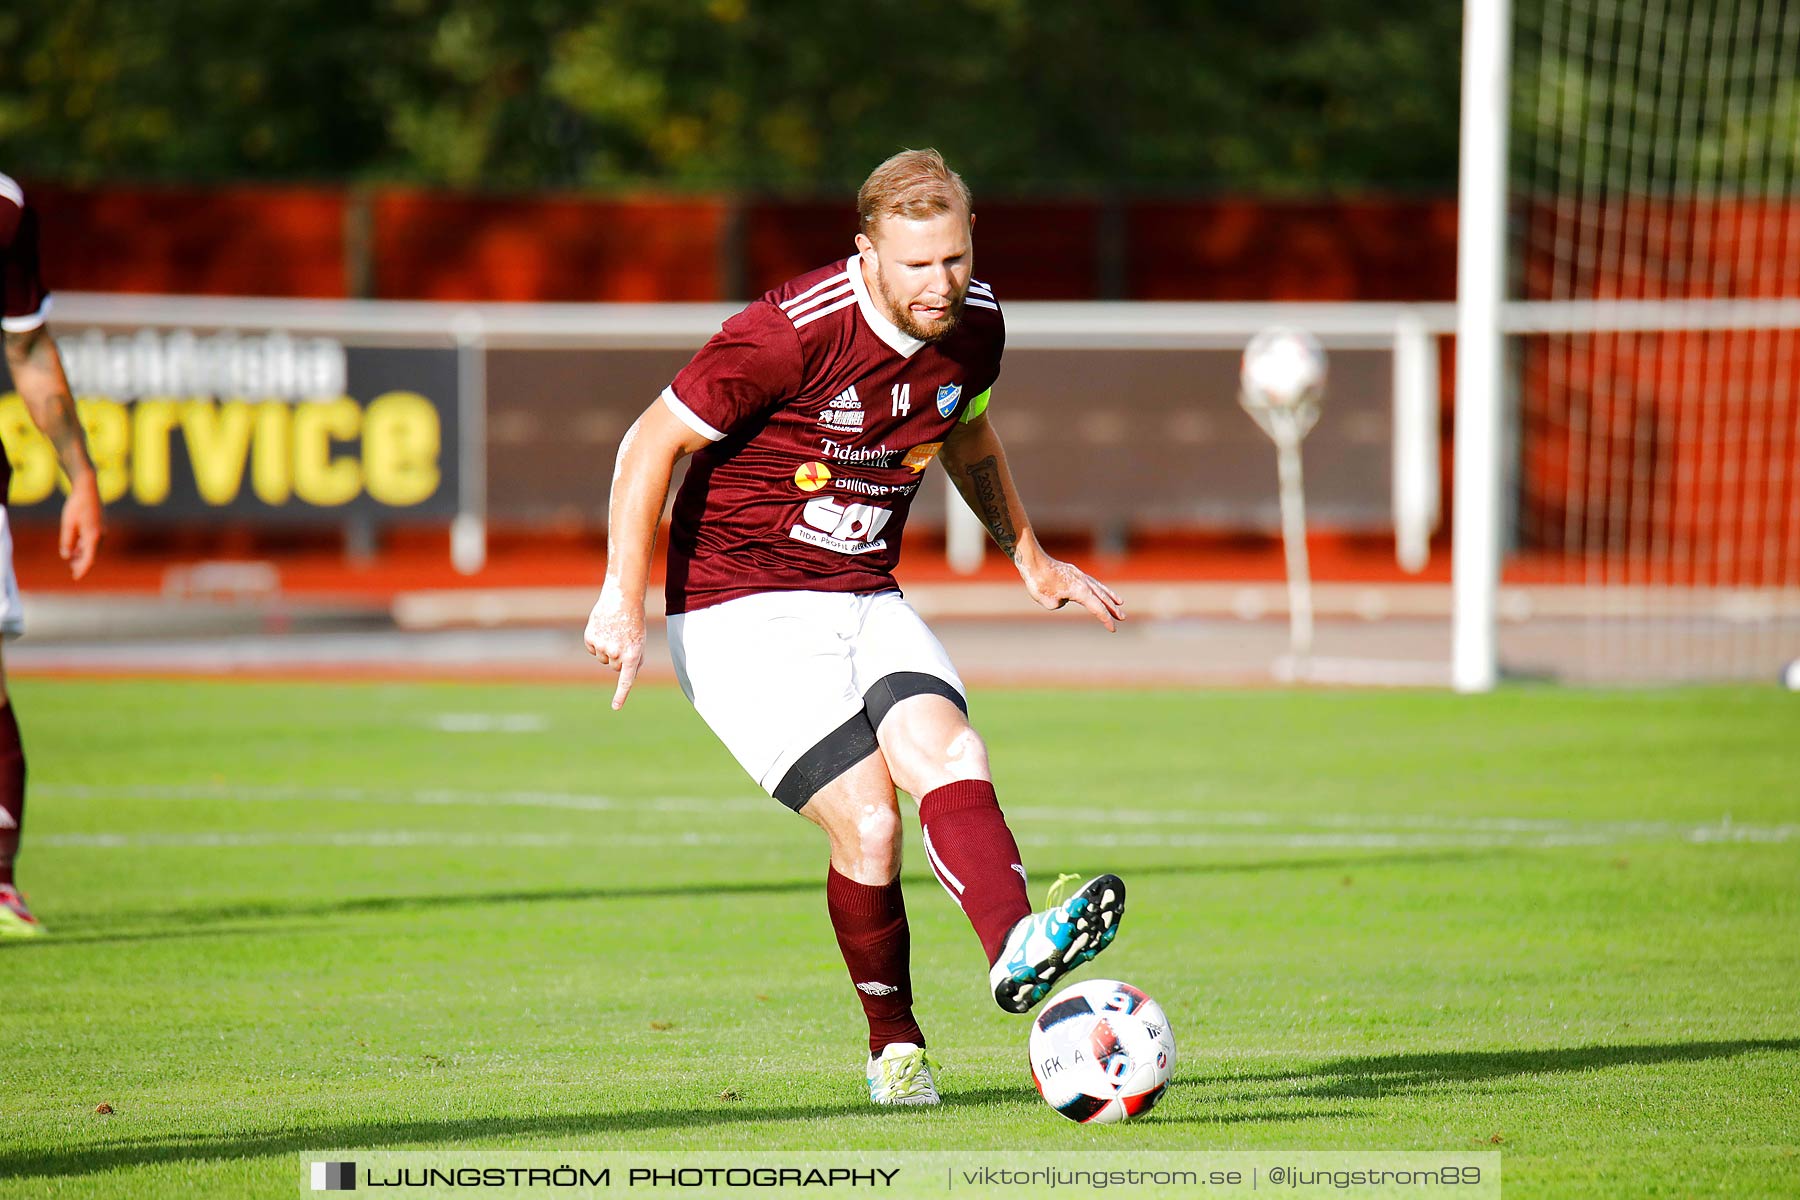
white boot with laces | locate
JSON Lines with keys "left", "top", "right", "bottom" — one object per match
{"left": 865, "top": 1042, "right": 939, "bottom": 1105}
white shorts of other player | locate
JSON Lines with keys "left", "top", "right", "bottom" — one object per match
{"left": 667, "top": 589, "right": 965, "bottom": 799}
{"left": 0, "top": 508, "right": 23, "bottom": 639}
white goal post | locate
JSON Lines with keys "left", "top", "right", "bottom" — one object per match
{"left": 1453, "top": 0, "right": 1513, "bottom": 694}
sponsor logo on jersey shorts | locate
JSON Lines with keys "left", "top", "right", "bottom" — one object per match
{"left": 790, "top": 496, "right": 893, "bottom": 555}
{"left": 903, "top": 443, "right": 943, "bottom": 474}
{"left": 935, "top": 382, "right": 963, "bottom": 418}
{"left": 794, "top": 462, "right": 832, "bottom": 492}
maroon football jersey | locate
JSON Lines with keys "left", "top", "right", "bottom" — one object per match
{"left": 662, "top": 255, "right": 1004, "bottom": 614}
{"left": 0, "top": 175, "right": 48, "bottom": 337}
{"left": 0, "top": 172, "right": 49, "bottom": 502}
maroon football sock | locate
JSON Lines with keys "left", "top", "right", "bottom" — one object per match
{"left": 826, "top": 867, "right": 924, "bottom": 1056}
{"left": 918, "top": 780, "right": 1033, "bottom": 965}
{"left": 0, "top": 702, "right": 24, "bottom": 887}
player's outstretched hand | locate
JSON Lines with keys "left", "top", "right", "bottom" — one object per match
{"left": 1019, "top": 555, "right": 1126, "bottom": 632}
{"left": 583, "top": 584, "right": 647, "bottom": 710}
{"left": 61, "top": 474, "right": 103, "bottom": 581}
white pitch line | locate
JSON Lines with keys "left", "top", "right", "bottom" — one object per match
{"left": 35, "top": 830, "right": 772, "bottom": 850}
{"left": 30, "top": 785, "right": 1796, "bottom": 846}
{"left": 38, "top": 825, "right": 1796, "bottom": 853}
{"left": 1010, "top": 804, "right": 1796, "bottom": 841}
{"left": 35, "top": 783, "right": 772, "bottom": 816}
{"left": 1022, "top": 827, "right": 1797, "bottom": 850}
{"left": 430, "top": 713, "right": 551, "bottom": 734}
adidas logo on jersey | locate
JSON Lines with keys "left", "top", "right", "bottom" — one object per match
{"left": 820, "top": 386, "right": 865, "bottom": 431}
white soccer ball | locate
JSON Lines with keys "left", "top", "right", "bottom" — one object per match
{"left": 1029, "top": 979, "right": 1175, "bottom": 1124}
{"left": 1783, "top": 658, "right": 1800, "bottom": 691}
{"left": 1241, "top": 326, "right": 1327, "bottom": 410}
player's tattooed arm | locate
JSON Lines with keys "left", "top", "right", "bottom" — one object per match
{"left": 6, "top": 327, "right": 93, "bottom": 478}
{"left": 4, "top": 325, "right": 103, "bottom": 578}
{"left": 965, "top": 454, "right": 1020, "bottom": 560}
{"left": 942, "top": 412, "right": 1126, "bottom": 630}
{"left": 943, "top": 412, "right": 1032, "bottom": 561}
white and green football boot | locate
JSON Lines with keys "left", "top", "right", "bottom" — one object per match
{"left": 866, "top": 1042, "right": 940, "bottom": 1106}
{"left": 0, "top": 884, "right": 46, "bottom": 937}
{"left": 989, "top": 873, "right": 1125, "bottom": 1014}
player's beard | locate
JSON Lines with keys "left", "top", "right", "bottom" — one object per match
{"left": 875, "top": 274, "right": 967, "bottom": 343}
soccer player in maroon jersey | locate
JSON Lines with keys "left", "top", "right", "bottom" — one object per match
{"left": 0, "top": 173, "right": 104, "bottom": 936}
{"left": 584, "top": 150, "right": 1124, "bottom": 1104}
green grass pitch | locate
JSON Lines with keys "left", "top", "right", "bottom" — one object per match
{"left": 2, "top": 679, "right": 1796, "bottom": 1197}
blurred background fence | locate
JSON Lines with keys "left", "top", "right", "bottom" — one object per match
{"left": 2, "top": 187, "right": 1460, "bottom": 568}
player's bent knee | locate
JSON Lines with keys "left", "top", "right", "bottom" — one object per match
{"left": 801, "top": 761, "right": 904, "bottom": 882}
{"left": 799, "top": 752, "right": 897, "bottom": 834}
{"left": 849, "top": 802, "right": 903, "bottom": 877}
{"left": 920, "top": 725, "right": 989, "bottom": 785}
{"left": 874, "top": 697, "right": 990, "bottom": 798}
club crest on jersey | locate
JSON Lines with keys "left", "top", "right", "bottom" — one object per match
{"left": 935, "top": 382, "right": 963, "bottom": 418}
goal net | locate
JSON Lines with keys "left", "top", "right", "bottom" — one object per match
{"left": 1505, "top": 0, "right": 1800, "bottom": 682}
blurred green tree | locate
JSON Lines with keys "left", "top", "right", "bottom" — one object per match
{"left": 0, "top": 0, "right": 1464, "bottom": 192}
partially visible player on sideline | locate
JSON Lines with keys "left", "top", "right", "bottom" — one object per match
{"left": 0, "top": 172, "right": 104, "bottom": 936}
{"left": 584, "top": 150, "right": 1125, "bottom": 1104}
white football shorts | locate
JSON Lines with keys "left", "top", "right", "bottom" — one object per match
{"left": 666, "top": 588, "right": 966, "bottom": 810}
{"left": 0, "top": 507, "right": 21, "bottom": 639}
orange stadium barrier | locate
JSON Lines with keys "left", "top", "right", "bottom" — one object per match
{"left": 1125, "top": 199, "right": 1460, "bottom": 301}
{"left": 20, "top": 182, "right": 1462, "bottom": 304}
{"left": 369, "top": 191, "right": 730, "bottom": 302}
{"left": 28, "top": 184, "right": 348, "bottom": 298}
{"left": 739, "top": 198, "right": 1121, "bottom": 300}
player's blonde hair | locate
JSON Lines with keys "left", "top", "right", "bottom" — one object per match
{"left": 857, "top": 149, "right": 972, "bottom": 239}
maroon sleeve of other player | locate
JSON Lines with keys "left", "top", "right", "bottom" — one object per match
{"left": 664, "top": 301, "right": 804, "bottom": 440}
{"left": 0, "top": 187, "right": 51, "bottom": 332}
